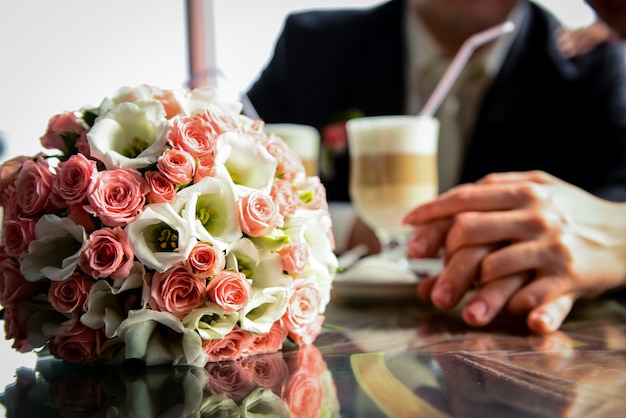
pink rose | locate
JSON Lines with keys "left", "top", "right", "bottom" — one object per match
{"left": 199, "top": 105, "right": 240, "bottom": 134}
{"left": 206, "top": 361, "right": 255, "bottom": 401}
{"left": 145, "top": 170, "right": 177, "bottom": 203}
{"left": 277, "top": 243, "right": 309, "bottom": 275}
{"left": 40, "top": 112, "right": 86, "bottom": 153}
{"left": 52, "top": 373, "right": 105, "bottom": 415}
{"left": 67, "top": 203, "right": 98, "bottom": 232}
{"left": 241, "top": 351, "right": 289, "bottom": 394}
{"left": 86, "top": 168, "right": 148, "bottom": 226}
{"left": 282, "top": 370, "right": 324, "bottom": 418}
{"left": 0, "top": 155, "right": 32, "bottom": 198}
{"left": 271, "top": 179, "right": 300, "bottom": 218}
{"left": 299, "top": 176, "right": 329, "bottom": 211}
{"left": 282, "top": 280, "right": 324, "bottom": 346}
{"left": 51, "top": 153, "right": 97, "bottom": 206}
{"left": 0, "top": 185, "right": 19, "bottom": 221}
{"left": 79, "top": 227, "right": 134, "bottom": 279}
{"left": 48, "top": 271, "right": 93, "bottom": 314}
{"left": 149, "top": 266, "right": 207, "bottom": 319}
{"left": 3, "top": 306, "right": 34, "bottom": 353}
{"left": 157, "top": 147, "right": 195, "bottom": 186}
{"left": 168, "top": 116, "right": 218, "bottom": 159}
{"left": 244, "top": 321, "right": 288, "bottom": 357}
{"left": 238, "top": 191, "right": 282, "bottom": 237}
{"left": 205, "top": 360, "right": 255, "bottom": 402}
{"left": 265, "top": 136, "right": 305, "bottom": 182}
{"left": 76, "top": 131, "right": 91, "bottom": 158}
{"left": 48, "top": 320, "right": 105, "bottom": 364}
{"left": 2, "top": 216, "right": 37, "bottom": 258}
{"left": 15, "top": 158, "right": 55, "bottom": 216}
{"left": 207, "top": 270, "right": 251, "bottom": 313}
{"left": 282, "top": 345, "right": 327, "bottom": 418}
{"left": 0, "top": 257, "right": 42, "bottom": 308}
{"left": 153, "top": 88, "right": 184, "bottom": 119}
{"left": 289, "top": 343, "right": 326, "bottom": 376}
{"left": 184, "top": 242, "right": 225, "bottom": 279}
{"left": 202, "top": 326, "right": 254, "bottom": 362}
{"left": 193, "top": 155, "right": 216, "bottom": 182}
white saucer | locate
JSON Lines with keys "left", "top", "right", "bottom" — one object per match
{"left": 331, "top": 256, "right": 442, "bottom": 303}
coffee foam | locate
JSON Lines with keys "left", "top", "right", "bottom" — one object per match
{"left": 346, "top": 115, "right": 439, "bottom": 155}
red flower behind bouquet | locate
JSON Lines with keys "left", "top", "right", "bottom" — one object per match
{"left": 320, "top": 108, "right": 364, "bottom": 178}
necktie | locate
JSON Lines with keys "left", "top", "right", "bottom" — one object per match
{"left": 417, "top": 57, "right": 486, "bottom": 193}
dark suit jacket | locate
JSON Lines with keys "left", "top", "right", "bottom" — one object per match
{"left": 247, "top": 0, "right": 626, "bottom": 202}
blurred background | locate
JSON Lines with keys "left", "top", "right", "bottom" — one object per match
{"left": 0, "top": 0, "right": 596, "bottom": 161}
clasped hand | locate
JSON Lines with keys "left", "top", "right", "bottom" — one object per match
{"left": 403, "top": 171, "right": 626, "bottom": 332}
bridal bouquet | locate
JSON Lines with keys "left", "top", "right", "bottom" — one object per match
{"left": 0, "top": 85, "right": 338, "bottom": 366}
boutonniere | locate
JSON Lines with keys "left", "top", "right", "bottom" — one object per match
{"left": 320, "top": 108, "right": 364, "bottom": 178}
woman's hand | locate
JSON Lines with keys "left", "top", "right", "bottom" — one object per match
{"left": 403, "top": 171, "right": 626, "bottom": 332}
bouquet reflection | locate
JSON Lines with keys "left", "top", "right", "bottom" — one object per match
{"left": 0, "top": 344, "right": 339, "bottom": 417}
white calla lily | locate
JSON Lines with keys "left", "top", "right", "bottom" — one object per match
{"left": 107, "top": 84, "right": 162, "bottom": 105}
{"left": 225, "top": 238, "right": 290, "bottom": 289}
{"left": 300, "top": 262, "right": 334, "bottom": 314}
{"left": 115, "top": 309, "right": 208, "bottom": 367}
{"left": 239, "top": 287, "right": 288, "bottom": 334}
{"left": 87, "top": 100, "right": 168, "bottom": 169}
{"left": 282, "top": 209, "right": 337, "bottom": 311}
{"left": 21, "top": 215, "right": 87, "bottom": 282}
{"left": 126, "top": 202, "right": 197, "bottom": 272}
{"left": 81, "top": 262, "right": 148, "bottom": 337}
{"left": 283, "top": 209, "right": 338, "bottom": 275}
{"left": 180, "top": 85, "right": 243, "bottom": 116}
{"left": 200, "top": 395, "right": 240, "bottom": 417}
{"left": 182, "top": 303, "right": 238, "bottom": 340}
{"left": 240, "top": 388, "right": 291, "bottom": 418}
{"left": 218, "top": 131, "right": 276, "bottom": 193}
{"left": 173, "top": 174, "right": 242, "bottom": 250}
{"left": 81, "top": 280, "right": 126, "bottom": 338}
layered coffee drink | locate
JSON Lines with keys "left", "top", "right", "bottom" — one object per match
{"left": 350, "top": 153, "right": 437, "bottom": 236}
{"left": 347, "top": 116, "right": 439, "bottom": 241}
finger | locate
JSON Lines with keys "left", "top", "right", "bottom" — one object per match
{"left": 416, "top": 275, "right": 438, "bottom": 303}
{"left": 431, "top": 246, "right": 492, "bottom": 310}
{"left": 477, "top": 170, "right": 556, "bottom": 185}
{"left": 506, "top": 275, "right": 574, "bottom": 316}
{"left": 462, "top": 273, "right": 529, "bottom": 327}
{"left": 480, "top": 239, "right": 568, "bottom": 285}
{"left": 527, "top": 329, "right": 574, "bottom": 351}
{"left": 407, "top": 218, "right": 452, "bottom": 258}
{"left": 444, "top": 209, "right": 556, "bottom": 255}
{"left": 527, "top": 294, "right": 576, "bottom": 333}
{"left": 403, "top": 182, "right": 538, "bottom": 225}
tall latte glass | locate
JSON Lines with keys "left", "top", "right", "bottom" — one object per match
{"left": 347, "top": 115, "right": 439, "bottom": 260}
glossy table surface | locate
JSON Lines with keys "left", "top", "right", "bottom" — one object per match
{"left": 1, "top": 289, "right": 626, "bottom": 417}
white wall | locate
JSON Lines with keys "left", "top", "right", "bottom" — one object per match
{"left": 0, "top": 0, "right": 595, "bottom": 162}
{"left": 0, "top": 1, "right": 190, "bottom": 160}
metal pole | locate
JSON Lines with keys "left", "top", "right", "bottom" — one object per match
{"left": 185, "top": 0, "right": 218, "bottom": 89}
